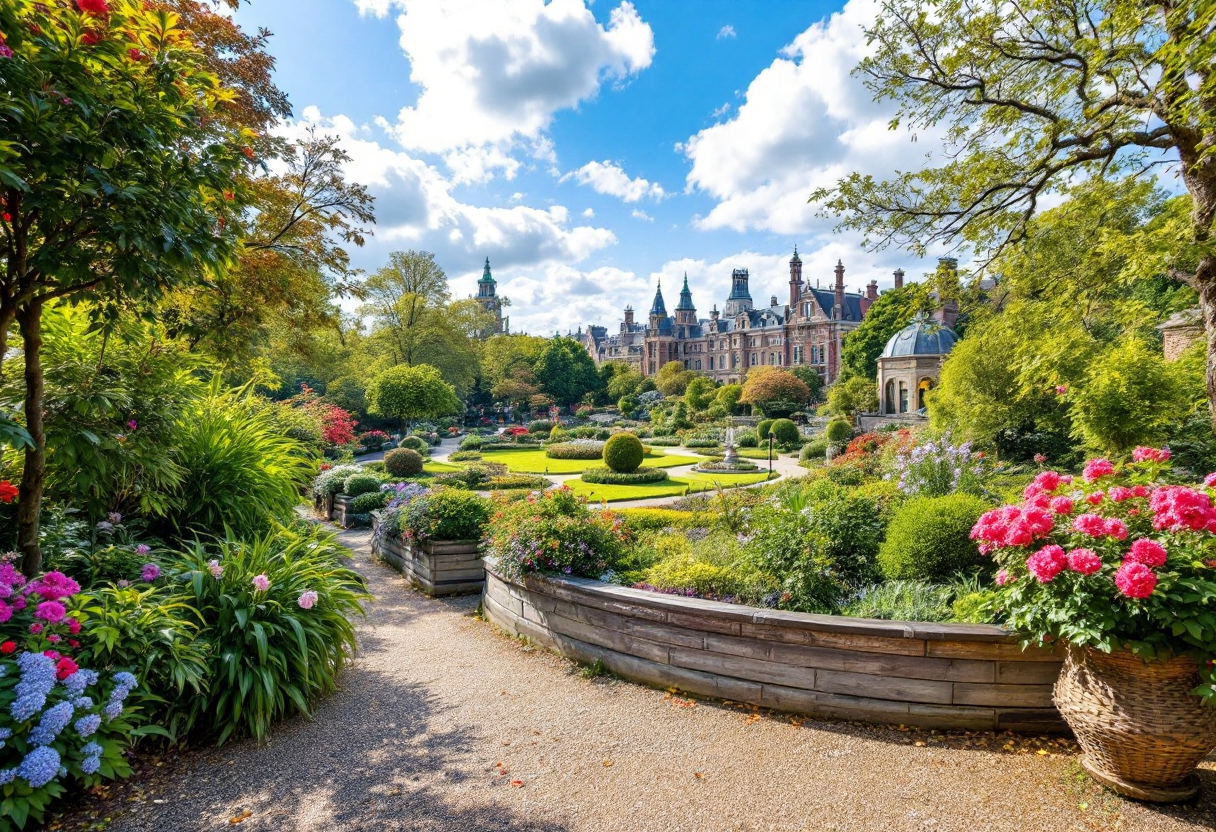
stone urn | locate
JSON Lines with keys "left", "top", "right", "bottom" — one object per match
{"left": 1054, "top": 644, "right": 1216, "bottom": 802}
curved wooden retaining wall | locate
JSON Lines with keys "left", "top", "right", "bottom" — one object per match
{"left": 483, "top": 563, "right": 1065, "bottom": 733}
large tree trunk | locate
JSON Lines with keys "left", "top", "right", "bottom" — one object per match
{"left": 16, "top": 297, "right": 45, "bottom": 577}
{"left": 1200, "top": 263, "right": 1216, "bottom": 427}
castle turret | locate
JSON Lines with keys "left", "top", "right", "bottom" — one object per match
{"left": 623, "top": 304, "right": 634, "bottom": 331}
{"left": 723, "top": 268, "right": 753, "bottom": 317}
{"left": 648, "top": 279, "right": 668, "bottom": 330}
{"left": 893, "top": 268, "right": 905, "bottom": 289}
{"left": 833, "top": 260, "right": 845, "bottom": 319}
{"left": 789, "top": 245, "right": 803, "bottom": 308}
{"left": 675, "top": 273, "right": 697, "bottom": 326}
{"left": 477, "top": 257, "right": 505, "bottom": 335}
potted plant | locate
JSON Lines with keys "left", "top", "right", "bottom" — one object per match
{"left": 976, "top": 449, "right": 1216, "bottom": 802}
{"left": 396, "top": 489, "right": 491, "bottom": 595}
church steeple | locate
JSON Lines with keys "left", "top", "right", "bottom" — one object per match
{"left": 649, "top": 278, "right": 667, "bottom": 316}
{"left": 478, "top": 257, "right": 496, "bottom": 298}
{"left": 675, "top": 272, "right": 696, "bottom": 326}
{"left": 476, "top": 256, "right": 505, "bottom": 335}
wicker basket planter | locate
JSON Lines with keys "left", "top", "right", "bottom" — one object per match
{"left": 1054, "top": 644, "right": 1216, "bottom": 802}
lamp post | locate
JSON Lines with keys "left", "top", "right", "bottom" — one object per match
{"left": 768, "top": 435, "right": 773, "bottom": 475}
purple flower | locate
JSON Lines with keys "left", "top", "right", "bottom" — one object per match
{"left": 297, "top": 590, "right": 318, "bottom": 610}
{"left": 107, "top": 512, "right": 122, "bottom": 525}
{"left": 74, "top": 714, "right": 101, "bottom": 738}
{"left": 28, "top": 701, "right": 74, "bottom": 746}
{"left": 134, "top": 544, "right": 151, "bottom": 556}
{"left": 208, "top": 559, "right": 223, "bottom": 578}
{"left": 140, "top": 563, "right": 160, "bottom": 582}
{"left": 35, "top": 600, "right": 66, "bottom": 624}
{"left": 80, "top": 755, "right": 100, "bottom": 775}
{"left": 127, "top": 420, "right": 138, "bottom": 431}
{"left": 252, "top": 574, "right": 270, "bottom": 592}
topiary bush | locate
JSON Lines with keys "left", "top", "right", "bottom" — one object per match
{"left": 756, "top": 419, "right": 774, "bottom": 440}
{"left": 383, "top": 448, "right": 424, "bottom": 478}
{"left": 877, "top": 494, "right": 993, "bottom": 582}
{"left": 545, "top": 440, "right": 606, "bottom": 460}
{"left": 603, "top": 433, "right": 644, "bottom": 473}
{"left": 769, "top": 418, "right": 800, "bottom": 446}
{"left": 342, "top": 473, "right": 382, "bottom": 497}
{"left": 458, "top": 434, "right": 485, "bottom": 451}
{"left": 527, "top": 420, "right": 552, "bottom": 434}
{"left": 402, "top": 489, "right": 491, "bottom": 541}
{"left": 487, "top": 474, "right": 550, "bottom": 490}
{"left": 349, "top": 490, "right": 388, "bottom": 513}
{"left": 580, "top": 466, "right": 669, "bottom": 484}
{"left": 398, "top": 435, "right": 427, "bottom": 452}
{"left": 736, "top": 431, "right": 759, "bottom": 448}
{"left": 800, "top": 439, "right": 829, "bottom": 463}
{"left": 825, "top": 419, "right": 853, "bottom": 444}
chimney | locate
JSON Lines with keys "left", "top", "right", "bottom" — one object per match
{"left": 833, "top": 260, "right": 845, "bottom": 319}
{"left": 623, "top": 305, "right": 634, "bottom": 329}
{"left": 867, "top": 280, "right": 879, "bottom": 301}
{"left": 893, "top": 268, "right": 904, "bottom": 289}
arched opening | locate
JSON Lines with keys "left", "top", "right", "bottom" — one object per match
{"left": 898, "top": 382, "right": 909, "bottom": 414}
{"left": 884, "top": 379, "right": 896, "bottom": 415}
{"left": 917, "top": 377, "right": 934, "bottom": 411}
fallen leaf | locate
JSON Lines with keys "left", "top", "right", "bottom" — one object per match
{"left": 602, "top": 760, "right": 613, "bottom": 767}
{"left": 229, "top": 809, "right": 252, "bottom": 825}
{"left": 1036, "top": 749, "right": 1048, "bottom": 756}
{"left": 510, "top": 779, "right": 524, "bottom": 788}
{"left": 914, "top": 741, "right": 925, "bottom": 747}
{"left": 694, "top": 772, "right": 703, "bottom": 779}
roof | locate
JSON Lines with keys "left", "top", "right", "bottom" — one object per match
{"left": 881, "top": 315, "right": 958, "bottom": 359}
{"left": 806, "top": 287, "right": 865, "bottom": 322}
{"left": 676, "top": 274, "right": 696, "bottom": 311}
{"left": 650, "top": 282, "right": 667, "bottom": 316}
{"left": 1158, "top": 309, "right": 1202, "bottom": 331}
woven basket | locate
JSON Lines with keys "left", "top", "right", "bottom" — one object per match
{"left": 1054, "top": 644, "right": 1216, "bottom": 802}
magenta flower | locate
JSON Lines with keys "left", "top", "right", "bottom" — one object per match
{"left": 1126, "top": 539, "right": 1167, "bottom": 568}
{"left": 1026, "top": 545, "right": 1066, "bottom": 583}
{"left": 140, "top": 563, "right": 160, "bottom": 582}
{"left": 1066, "top": 548, "right": 1102, "bottom": 575}
{"left": 1114, "top": 561, "right": 1157, "bottom": 599}
{"left": 1082, "top": 458, "right": 1114, "bottom": 482}
{"left": 252, "top": 574, "right": 270, "bottom": 592}
{"left": 297, "top": 590, "right": 318, "bottom": 609}
{"left": 134, "top": 544, "right": 151, "bottom": 556}
{"left": 127, "top": 419, "right": 138, "bottom": 431}
{"left": 35, "top": 600, "right": 66, "bottom": 624}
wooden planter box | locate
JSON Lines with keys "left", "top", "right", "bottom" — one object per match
{"left": 314, "top": 492, "right": 335, "bottom": 521}
{"left": 333, "top": 494, "right": 367, "bottom": 529}
{"left": 371, "top": 518, "right": 484, "bottom": 596}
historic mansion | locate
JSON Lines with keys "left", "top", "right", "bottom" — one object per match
{"left": 579, "top": 248, "right": 908, "bottom": 385}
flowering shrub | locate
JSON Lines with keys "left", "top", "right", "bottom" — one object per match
{"left": 974, "top": 449, "right": 1216, "bottom": 700}
{"left": 312, "top": 464, "right": 362, "bottom": 498}
{"left": 401, "top": 490, "right": 490, "bottom": 541}
{"left": 485, "top": 488, "right": 629, "bottom": 580}
{"left": 0, "top": 563, "right": 139, "bottom": 831}
{"left": 356, "top": 430, "right": 391, "bottom": 451}
{"left": 886, "top": 432, "right": 985, "bottom": 496}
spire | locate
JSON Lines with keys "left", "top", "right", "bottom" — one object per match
{"left": 676, "top": 272, "right": 695, "bottom": 311}
{"left": 479, "top": 257, "right": 495, "bottom": 284}
{"left": 790, "top": 244, "right": 801, "bottom": 264}
{"left": 649, "top": 279, "right": 667, "bottom": 316}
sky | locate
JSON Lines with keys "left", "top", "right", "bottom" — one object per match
{"left": 233, "top": 0, "right": 944, "bottom": 336}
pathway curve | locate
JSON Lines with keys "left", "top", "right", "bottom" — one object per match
{"left": 58, "top": 532, "right": 1215, "bottom": 832}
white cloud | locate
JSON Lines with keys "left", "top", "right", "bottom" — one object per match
{"left": 683, "top": 0, "right": 938, "bottom": 235}
{"left": 716, "top": 25, "right": 736, "bottom": 40}
{"left": 279, "top": 108, "right": 616, "bottom": 276}
{"left": 564, "top": 159, "right": 665, "bottom": 202}
{"left": 359, "top": 0, "right": 654, "bottom": 173}
{"left": 582, "top": 207, "right": 595, "bottom": 218}
{"left": 630, "top": 209, "right": 654, "bottom": 222}
{"left": 711, "top": 102, "right": 731, "bottom": 120}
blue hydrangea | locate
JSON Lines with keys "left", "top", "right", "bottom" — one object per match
{"left": 74, "top": 713, "right": 101, "bottom": 738}
{"left": 14, "top": 652, "right": 56, "bottom": 701}
{"left": 10, "top": 692, "right": 47, "bottom": 722}
{"left": 80, "top": 755, "right": 100, "bottom": 775}
{"left": 80, "top": 741, "right": 102, "bottom": 757}
{"left": 0, "top": 768, "right": 15, "bottom": 785}
{"left": 63, "top": 668, "right": 98, "bottom": 697}
{"left": 0, "top": 728, "right": 11, "bottom": 740}
{"left": 73, "top": 696, "right": 94, "bottom": 710}
{"left": 112, "top": 671, "right": 137, "bottom": 691}
{"left": 17, "top": 746, "right": 61, "bottom": 788}
{"left": 103, "top": 701, "right": 123, "bottom": 722}
{"left": 29, "top": 700, "right": 75, "bottom": 746}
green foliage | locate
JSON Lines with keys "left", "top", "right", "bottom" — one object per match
{"left": 485, "top": 488, "right": 626, "bottom": 579}
{"left": 839, "top": 285, "right": 930, "bottom": 381}
{"left": 735, "top": 430, "right": 758, "bottom": 448}
{"left": 383, "top": 448, "right": 424, "bottom": 478}
{"left": 740, "top": 368, "right": 811, "bottom": 415}
{"left": 398, "top": 435, "right": 428, "bottom": 452}
{"left": 348, "top": 491, "right": 387, "bottom": 513}
{"left": 581, "top": 467, "right": 669, "bottom": 485}
{"left": 603, "top": 433, "right": 644, "bottom": 473}
{"left": 367, "top": 364, "right": 462, "bottom": 425}
{"left": 342, "top": 473, "right": 382, "bottom": 497}
{"left": 824, "top": 419, "right": 853, "bottom": 444}
{"left": 402, "top": 489, "right": 490, "bottom": 541}
{"left": 546, "top": 440, "right": 606, "bottom": 460}
{"left": 533, "top": 338, "right": 602, "bottom": 406}
{"left": 611, "top": 508, "right": 712, "bottom": 533}
{"left": 683, "top": 376, "right": 716, "bottom": 411}
{"left": 800, "top": 438, "right": 829, "bottom": 462}
{"left": 826, "top": 376, "right": 878, "bottom": 419}
{"left": 486, "top": 474, "right": 549, "bottom": 490}
{"left": 606, "top": 367, "right": 644, "bottom": 401}
{"left": 645, "top": 556, "right": 743, "bottom": 598}
{"left": 788, "top": 367, "right": 825, "bottom": 402}
{"left": 768, "top": 419, "right": 799, "bottom": 445}
{"left": 877, "top": 494, "right": 991, "bottom": 582}
{"left": 458, "top": 434, "right": 485, "bottom": 451}
{"left": 312, "top": 464, "right": 362, "bottom": 498}
{"left": 172, "top": 524, "right": 369, "bottom": 744}
{"left": 715, "top": 384, "right": 743, "bottom": 414}
{"left": 756, "top": 420, "right": 774, "bottom": 440}
{"left": 655, "top": 361, "right": 697, "bottom": 396}
{"left": 164, "top": 390, "right": 313, "bottom": 539}
{"left": 448, "top": 450, "right": 483, "bottom": 462}
{"left": 841, "top": 580, "right": 957, "bottom": 622}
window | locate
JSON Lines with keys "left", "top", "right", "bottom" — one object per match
{"left": 793, "top": 345, "right": 803, "bottom": 365}
{"left": 731, "top": 354, "right": 738, "bottom": 368}
{"left": 885, "top": 380, "right": 896, "bottom": 414}
{"left": 899, "top": 382, "right": 909, "bottom": 414}
{"left": 695, "top": 360, "right": 702, "bottom": 370}
{"left": 750, "top": 354, "right": 758, "bottom": 366}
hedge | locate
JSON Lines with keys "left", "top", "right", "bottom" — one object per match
{"left": 384, "top": 448, "right": 424, "bottom": 477}
{"left": 603, "top": 432, "right": 645, "bottom": 472}
{"left": 877, "top": 493, "right": 992, "bottom": 582}
{"left": 545, "top": 440, "right": 606, "bottom": 460}
{"left": 581, "top": 466, "right": 669, "bottom": 484}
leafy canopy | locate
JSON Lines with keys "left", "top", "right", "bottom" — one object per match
{"left": 367, "top": 363, "right": 462, "bottom": 424}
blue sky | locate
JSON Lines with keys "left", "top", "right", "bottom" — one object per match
{"left": 235, "top": 0, "right": 937, "bottom": 335}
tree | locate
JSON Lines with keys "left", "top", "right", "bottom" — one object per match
{"left": 715, "top": 383, "right": 743, "bottom": 415}
{"left": 826, "top": 376, "right": 878, "bottom": 420}
{"left": 813, "top": 0, "right": 1216, "bottom": 420}
{"left": 605, "top": 366, "right": 644, "bottom": 401}
{"left": 684, "top": 376, "right": 717, "bottom": 411}
{"left": 533, "top": 337, "right": 601, "bottom": 406}
{"left": 740, "top": 367, "right": 811, "bottom": 417}
{"left": 788, "top": 366, "right": 825, "bottom": 403}
{"left": 838, "top": 285, "right": 930, "bottom": 381}
{"left": 0, "top": 2, "right": 247, "bottom": 574}
{"left": 655, "top": 361, "right": 696, "bottom": 396}
{"left": 367, "top": 364, "right": 462, "bottom": 427}
{"left": 482, "top": 334, "right": 547, "bottom": 388}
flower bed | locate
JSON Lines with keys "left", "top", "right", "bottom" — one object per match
{"left": 482, "top": 563, "right": 1064, "bottom": 732}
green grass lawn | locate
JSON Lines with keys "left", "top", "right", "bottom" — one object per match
{"left": 693, "top": 447, "right": 782, "bottom": 460}
{"left": 479, "top": 446, "right": 690, "bottom": 474}
{"left": 564, "top": 471, "right": 775, "bottom": 503}
{"left": 422, "top": 460, "right": 462, "bottom": 474}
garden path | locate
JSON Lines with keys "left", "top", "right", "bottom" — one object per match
{"left": 58, "top": 531, "right": 1215, "bottom": 832}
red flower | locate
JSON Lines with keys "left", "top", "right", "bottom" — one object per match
{"left": 127, "top": 48, "right": 144, "bottom": 61}
{"left": 0, "top": 480, "right": 17, "bottom": 504}
{"left": 81, "top": 31, "right": 102, "bottom": 46}
{"left": 76, "top": 0, "right": 110, "bottom": 14}
{"left": 241, "top": 146, "right": 255, "bottom": 159}
{"left": 55, "top": 657, "right": 79, "bottom": 680}
{"left": 1, "top": 213, "right": 10, "bottom": 222}
{"left": 0, "top": 641, "right": 15, "bottom": 654}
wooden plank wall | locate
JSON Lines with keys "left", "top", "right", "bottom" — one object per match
{"left": 482, "top": 564, "right": 1064, "bottom": 733}
{"left": 371, "top": 532, "right": 484, "bottom": 596}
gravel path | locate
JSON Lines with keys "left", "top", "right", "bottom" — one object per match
{"left": 57, "top": 530, "right": 1215, "bottom": 832}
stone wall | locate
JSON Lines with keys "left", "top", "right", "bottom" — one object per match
{"left": 483, "top": 563, "right": 1064, "bottom": 733}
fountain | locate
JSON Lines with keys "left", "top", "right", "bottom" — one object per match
{"left": 694, "top": 423, "right": 759, "bottom": 473}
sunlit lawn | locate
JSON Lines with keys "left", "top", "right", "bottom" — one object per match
{"left": 564, "top": 471, "right": 775, "bottom": 503}
{"left": 478, "top": 446, "right": 689, "bottom": 474}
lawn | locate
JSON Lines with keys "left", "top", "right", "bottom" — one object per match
{"left": 422, "top": 460, "right": 462, "bottom": 474}
{"left": 478, "top": 446, "right": 691, "bottom": 474}
{"left": 564, "top": 471, "right": 775, "bottom": 503}
{"left": 693, "top": 447, "right": 793, "bottom": 460}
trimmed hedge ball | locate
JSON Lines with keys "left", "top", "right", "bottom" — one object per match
{"left": 602, "top": 433, "right": 644, "bottom": 473}
{"left": 756, "top": 419, "right": 775, "bottom": 440}
{"left": 877, "top": 493, "right": 992, "bottom": 582}
{"left": 398, "top": 435, "right": 427, "bottom": 452}
{"left": 769, "top": 418, "right": 800, "bottom": 445}
{"left": 825, "top": 419, "right": 853, "bottom": 444}
{"left": 384, "top": 448, "right": 425, "bottom": 477}
{"left": 343, "top": 473, "right": 382, "bottom": 497}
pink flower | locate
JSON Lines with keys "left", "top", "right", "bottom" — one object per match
{"left": 1108, "top": 486, "right": 1134, "bottom": 503}
{"left": 47, "top": 633, "right": 61, "bottom": 644}
{"left": 1085, "top": 491, "right": 1104, "bottom": 506}
{"left": 0, "top": 600, "right": 10, "bottom": 623}
{"left": 1103, "top": 518, "right": 1129, "bottom": 541}
{"left": 1132, "top": 446, "right": 1170, "bottom": 463}
{"left": 1033, "top": 453, "right": 1047, "bottom": 464}
{"left": 252, "top": 574, "right": 270, "bottom": 592}
{"left": 0, "top": 37, "right": 12, "bottom": 60}
{"left": 55, "top": 657, "right": 78, "bottom": 680}
{"left": 1149, "top": 486, "right": 1216, "bottom": 532}
{"left": 298, "top": 590, "right": 319, "bottom": 609}
{"left": 29, "top": 623, "right": 42, "bottom": 634}
{"left": 127, "top": 419, "right": 138, "bottom": 430}
{"left": 1126, "top": 539, "right": 1167, "bottom": 568}
{"left": 1083, "top": 458, "right": 1115, "bottom": 482}
{"left": 77, "top": 0, "right": 109, "bottom": 14}
{"left": 1205, "top": 472, "right": 1216, "bottom": 489}
{"left": 1033, "top": 471, "right": 1064, "bottom": 492}
{"left": 995, "top": 569, "right": 1011, "bottom": 586}
{"left": 1026, "top": 545, "right": 1067, "bottom": 583}
{"left": 140, "top": 563, "right": 160, "bottom": 582}
{"left": 1132, "top": 485, "right": 1151, "bottom": 498}
{"left": 134, "top": 544, "right": 151, "bottom": 556}
{"left": 1114, "top": 561, "right": 1157, "bottom": 599}
{"left": 1067, "top": 548, "right": 1102, "bottom": 575}
{"left": 1072, "top": 513, "right": 1109, "bottom": 537}
{"left": 1055, "top": 385, "right": 1068, "bottom": 395}
{"left": 35, "top": 600, "right": 66, "bottom": 624}
{"left": 1049, "top": 497, "right": 1074, "bottom": 515}
{"left": 66, "top": 618, "right": 81, "bottom": 635}
{"left": 208, "top": 559, "right": 223, "bottom": 579}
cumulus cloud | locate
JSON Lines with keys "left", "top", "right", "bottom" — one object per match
{"left": 565, "top": 159, "right": 665, "bottom": 202}
{"left": 683, "top": 0, "right": 938, "bottom": 235}
{"left": 582, "top": 207, "right": 595, "bottom": 218}
{"left": 630, "top": 209, "right": 654, "bottom": 222}
{"left": 716, "top": 25, "right": 736, "bottom": 39}
{"left": 356, "top": 0, "right": 654, "bottom": 173}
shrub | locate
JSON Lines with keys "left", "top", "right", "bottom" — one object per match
{"left": 448, "top": 451, "right": 483, "bottom": 462}
{"left": 603, "top": 433, "right": 644, "bottom": 473}
{"left": 548, "top": 424, "right": 567, "bottom": 443}
{"left": 877, "top": 494, "right": 992, "bottom": 581}
{"left": 644, "top": 436, "right": 681, "bottom": 447}
{"left": 886, "top": 433, "right": 987, "bottom": 496}
{"left": 736, "top": 431, "right": 759, "bottom": 448}
{"left": 398, "top": 435, "right": 428, "bottom": 452}
{"left": 545, "top": 440, "right": 606, "bottom": 460}
{"left": 170, "top": 524, "right": 370, "bottom": 744}
{"left": 487, "top": 475, "right": 550, "bottom": 490}
{"left": 349, "top": 491, "right": 388, "bottom": 513}
{"left": 312, "top": 464, "right": 363, "bottom": 498}
{"left": 644, "top": 556, "right": 743, "bottom": 598}
{"left": 825, "top": 419, "right": 853, "bottom": 444}
{"left": 458, "top": 434, "right": 485, "bottom": 451}
{"left": 402, "top": 490, "right": 491, "bottom": 541}
{"left": 681, "top": 436, "right": 720, "bottom": 449}
{"left": 756, "top": 419, "right": 774, "bottom": 440}
{"left": 485, "top": 488, "right": 627, "bottom": 579}
{"left": 769, "top": 418, "right": 800, "bottom": 446}
{"left": 842, "top": 580, "right": 957, "bottom": 622}
{"left": 527, "top": 420, "right": 552, "bottom": 434}
{"left": 611, "top": 508, "right": 712, "bottom": 533}
{"left": 384, "top": 448, "right": 424, "bottom": 478}
{"left": 342, "top": 473, "right": 382, "bottom": 497}
{"left": 363, "top": 461, "right": 387, "bottom": 473}
{"left": 581, "top": 467, "right": 669, "bottom": 484}
{"left": 800, "top": 439, "right": 829, "bottom": 463}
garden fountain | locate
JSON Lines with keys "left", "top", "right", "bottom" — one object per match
{"left": 694, "top": 424, "right": 759, "bottom": 473}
